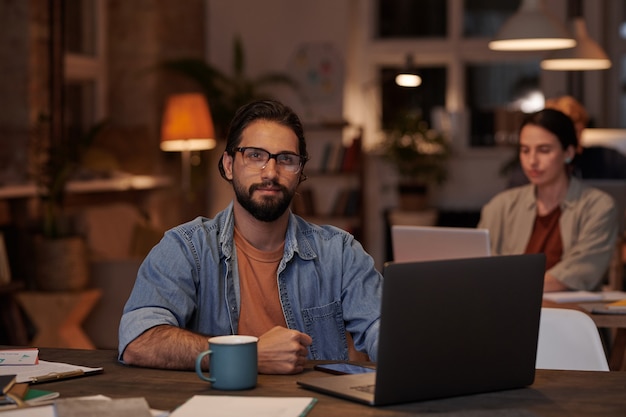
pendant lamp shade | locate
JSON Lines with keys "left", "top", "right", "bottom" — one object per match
{"left": 488, "top": 0, "right": 576, "bottom": 51}
{"left": 395, "top": 55, "right": 422, "bottom": 87}
{"left": 541, "top": 18, "right": 612, "bottom": 70}
{"left": 161, "top": 93, "right": 216, "bottom": 152}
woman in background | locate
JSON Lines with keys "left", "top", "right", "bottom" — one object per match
{"left": 508, "top": 95, "right": 626, "bottom": 186}
{"left": 479, "top": 108, "right": 617, "bottom": 292}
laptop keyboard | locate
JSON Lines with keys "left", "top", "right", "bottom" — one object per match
{"left": 350, "top": 384, "right": 375, "bottom": 394}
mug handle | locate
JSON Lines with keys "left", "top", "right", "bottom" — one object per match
{"left": 195, "top": 350, "right": 216, "bottom": 383}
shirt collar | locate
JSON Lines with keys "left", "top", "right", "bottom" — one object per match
{"left": 218, "top": 202, "right": 317, "bottom": 262}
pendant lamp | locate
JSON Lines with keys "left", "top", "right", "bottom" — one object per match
{"left": 395, "top": 55, "right": 422, "bottom": 87}
{"left": 541, "top": 18, "right": 611, "bottom": 70}
{"left": 488, "top": 0, "right": 576, "bottom": 51}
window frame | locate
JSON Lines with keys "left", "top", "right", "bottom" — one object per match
{"left": 345, "top": 0, "right": 577, "bottom": 153}
{"left": 64, "top": 0, "right": 107, "bottom": 123}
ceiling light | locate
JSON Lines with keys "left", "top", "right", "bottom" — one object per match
{"left": 395, "top": 55, "right": 422, "bottom": 87}
{"left": 541, "top": 18, "right": 612, "bottom": 71}
{"left": 488, "top": 0, "right": 576, "bottom": 51}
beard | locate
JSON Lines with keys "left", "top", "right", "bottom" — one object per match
{"left": 233, "top": 178, "right": 295, "bottom": 222}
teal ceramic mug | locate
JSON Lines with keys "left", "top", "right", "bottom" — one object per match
{"left": 195, "top": 335, "right": 258, "bottom": 390}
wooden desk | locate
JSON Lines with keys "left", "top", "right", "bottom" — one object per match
{"left": 18, "top": 348, "right": 626, "bottom": 416}
{"left": 15, "top": 290, "right": 102, "bottom": 349}
{"left": 543, "top": 299, "right": 626, "bottom": 371}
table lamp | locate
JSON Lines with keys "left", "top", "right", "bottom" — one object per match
{"left": 160, "top": 93, "right": 217, "bottom": 192}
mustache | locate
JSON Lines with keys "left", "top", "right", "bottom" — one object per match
{"left": 249, "top": 181, "right": 287, "bottom": 193}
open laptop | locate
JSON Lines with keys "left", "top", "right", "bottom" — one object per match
{"left": 297, "top": 254, "right": 545, "bottom": 406}
{"left": 391, "top": 225, "right": 491, "bottom": 262}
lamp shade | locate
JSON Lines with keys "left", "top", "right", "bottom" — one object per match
{"left": 395, "top": 55, "right": 422, "bottom": 87}
{"left": 541, "top": 18, "right": 612, "bottom": 71}
{"left": 488, "top": 0, "right": 576, "bottom": 51}
{"left": 160, "top": 93, "right": 216, "bottom": 152}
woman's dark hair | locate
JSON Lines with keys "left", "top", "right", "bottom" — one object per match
{"left": 218, "top": 99, "right": 308, "bottom": 183}
{"left": 519, "top": 108, "right": 578, "bottom": 151}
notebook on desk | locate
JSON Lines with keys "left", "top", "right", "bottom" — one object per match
{"left": 297, "top": 254, "right": 546, "bottom": 406}
{"left": 391, "top": 225, "right": 491, "bottom": 263}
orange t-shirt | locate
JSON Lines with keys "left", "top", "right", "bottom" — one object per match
{"left": 524, "top": 207, "right": 563, "bottom": 271}
{"left": 234, "top": 226, "right": 287, "bottom": 336}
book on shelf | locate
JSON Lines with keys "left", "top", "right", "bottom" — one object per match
{"left": 331, "top": 188, "right": 360, "bottom": 217}
{"left": 341, "top": 134, "right": 361, "bottom": 173}
{"left": 343, "top": 188, "right": 361, "bottom": 216}
{"left": 318, "top": 142, "right": 333, "bottom": 172}
{"left": 331, "top": 189, "right": 351, "bottom": 216}
{"left": 327, "top": 143, "right": 346, "bottom": 173}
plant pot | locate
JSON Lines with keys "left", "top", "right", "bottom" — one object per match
{"left": 33, "top": 236, "right": 90, "bottom": 291}
{"left": 398, "top": 183, "right": 429, "bottom": 211}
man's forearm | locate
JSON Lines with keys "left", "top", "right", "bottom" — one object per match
{"left": 122, "top": 325, "right": 209, "bottom": 370}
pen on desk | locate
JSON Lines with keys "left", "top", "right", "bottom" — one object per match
{"left": 31, "top": 370, "right": 84, "bottom": 384}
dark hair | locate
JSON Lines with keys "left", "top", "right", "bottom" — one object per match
{"left": 519, "top": 108, "right": 578, "bottom": 151}
{"left": 218, "top": 99, "right": 308, "bottom": 183}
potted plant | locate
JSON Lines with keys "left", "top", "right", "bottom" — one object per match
{"left": 159, "top": 35, "right": 299, "bottom": 135}
{"left": 378, "top": 111, "right": 451, "bottom": 211}
{"left": 31, "top": 117, "right": 106, "bottom": 291}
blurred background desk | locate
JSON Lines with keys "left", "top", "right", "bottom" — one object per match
{"left": 11, "top": 347, "right": 626, "bottom": 415}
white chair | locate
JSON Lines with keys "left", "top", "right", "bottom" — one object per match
{"left": 536, "top": 307, "right": 609, "bottom": 371}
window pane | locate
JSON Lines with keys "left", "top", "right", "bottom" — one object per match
{"left": 65, "top": 80, "right": 95, "bottom": 142}
{"left": 464, "top": 0, "right": 518, "bottom": 37}
{"left": 380, "top": 67, "right": 447, "bottom": 130}
{"left": 65, "top": 0, "right": 96, "bottom": 55}
{"left": 378, "top": 0, "right": 446, "bottom": 38}
{"left": 466, "top": 62, "right": 541, "bottom": 147}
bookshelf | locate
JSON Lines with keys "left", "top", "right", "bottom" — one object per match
{"left": 292, "top": 123, "right": 365, "bottom": 245}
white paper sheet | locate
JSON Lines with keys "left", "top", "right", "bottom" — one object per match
{"left": 543, "top": 291, "right": 626, "bottom": 304}
{"left": 0, "top": 360, "right": 102, "bottom": 383}
{"left": 170, "top": 395, "right": 317, "bottom": 417}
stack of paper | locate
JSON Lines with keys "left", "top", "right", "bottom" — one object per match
{"left": 0, "top": 360, "right": 102, "bottom": 384}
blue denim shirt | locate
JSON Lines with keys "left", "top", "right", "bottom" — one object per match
{"left": 118, "top": 202, "right": 382, "bottom": 361}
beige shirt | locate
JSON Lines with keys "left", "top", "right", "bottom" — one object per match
{"left": 478, "top": 177, "right": 618, "bottom": 290}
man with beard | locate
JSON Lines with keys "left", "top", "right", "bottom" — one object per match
{"left": 118, "top": 100, "right": 382, "bottom": 374}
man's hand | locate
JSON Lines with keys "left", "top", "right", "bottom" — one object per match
{"left": 543, "top": 272, "right": 568, "bottom": 292}
{"left": 257, "top": 326, "right": 312, "bottom": 374}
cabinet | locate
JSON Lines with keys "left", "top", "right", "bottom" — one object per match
{"left": 292, "top": 124, "right": 365, "bottom": 245}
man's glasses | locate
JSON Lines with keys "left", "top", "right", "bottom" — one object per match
{"left": 235, "top": 147, "right": 306, "bottom": 174}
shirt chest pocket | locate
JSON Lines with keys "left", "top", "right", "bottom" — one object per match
{"left": 301, "top": 300, "right": 348, "bottom": 360}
